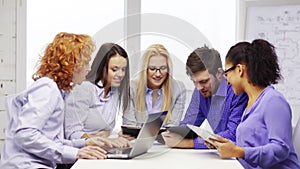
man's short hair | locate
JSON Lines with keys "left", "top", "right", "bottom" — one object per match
{"left": 186, "top": 46, "right": 222, "bottom": 77}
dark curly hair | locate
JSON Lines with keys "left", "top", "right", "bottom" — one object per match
{"left": 225, "top": 39, "right": 281, "bottom": 87}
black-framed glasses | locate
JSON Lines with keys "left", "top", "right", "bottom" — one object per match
{"left": 147, "top": 66, "right": 168, "bottom": 74}
{"left": 223, "top": 65, "right": 236, "bottom": 78}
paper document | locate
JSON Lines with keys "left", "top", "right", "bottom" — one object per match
{"left": 187, "top": 124, "right": 218, "bottom": 146}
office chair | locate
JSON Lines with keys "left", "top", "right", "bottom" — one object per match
{"left": 293, "top": 117, "right": 300, "bottom": 163}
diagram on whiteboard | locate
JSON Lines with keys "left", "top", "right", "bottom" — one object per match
{"left": 246, "top": 5, "right": 300, "bottom": 105}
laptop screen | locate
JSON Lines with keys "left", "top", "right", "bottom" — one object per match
{"left": 128, "top": 110, "right": 168, "bottom": 158}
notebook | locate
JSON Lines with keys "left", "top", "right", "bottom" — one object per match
{"left": 106, "top": 110, "right": 168, "bottom": 159}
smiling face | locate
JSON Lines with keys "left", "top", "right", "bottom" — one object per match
{"left": 191, "top": 69, "right": 221, "bottom": 98}
{"left": 105, "top": 54, "right": 127, "bottom": 88}
{"left": 224, "top": 62, "right": 244, "bottom": 95}
{"left": 147, "top": 55, "right": 168, "bottom": 89}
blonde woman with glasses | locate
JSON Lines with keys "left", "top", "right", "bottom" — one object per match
{"left": 122, "top": 44, "right": 186, "bottom": 130}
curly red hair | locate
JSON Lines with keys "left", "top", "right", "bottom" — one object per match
{"left": 32, "top": 32, "right": 94, "bottom": 91}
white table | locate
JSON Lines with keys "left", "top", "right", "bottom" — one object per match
{"left": 71, "top": 144, "right": 243, "bottom": 169}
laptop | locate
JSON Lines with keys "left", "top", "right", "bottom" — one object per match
{"left": 106, "top": 110, "right": 168, "bottom": 159}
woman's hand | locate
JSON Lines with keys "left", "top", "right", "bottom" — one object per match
{"left": 118, "top": 131, "right": 136, "bottom": 141}
{"left": 89, "top": 130, "right": 111, "bottom": 137}
{"left": 204, "top": 140, "right": 216, "bottom": 149}
{"left": 77, "top": 146, "right": 107, "bottom": 160}
{"left": 86, "top": 136, "right": 131, "bottom": 148}
{"left": 210, "top": 135, "right": 245, "bottom": 159}
{"left": 108, "top": 137, "right": 132, "bottom": 148}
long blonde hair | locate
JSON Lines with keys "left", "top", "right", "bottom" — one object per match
{"left": 134, "top": 44, "right": 173, "bottom": 123}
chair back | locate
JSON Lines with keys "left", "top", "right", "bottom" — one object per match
{"left": 293, "top": 117, "right": 300, "bottom": 163}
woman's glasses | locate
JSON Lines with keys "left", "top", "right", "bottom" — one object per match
{"left": 147, "top": 66, "right": 168, "bottom": 75}
{"left": 223, "top": 65, "right": 236, "bottom": 78}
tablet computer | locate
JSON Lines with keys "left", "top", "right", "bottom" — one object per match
{"left": 166, "top": 126, "right": 198, "bottom": 139}
{"left": 121, "top": 125, "right": 141, "bottom": 138}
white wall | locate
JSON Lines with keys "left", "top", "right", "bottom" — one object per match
{"left": 27, "top": 0, "right": 236, "bottom": 87}
{"left": 25, "top": 0, "right": 300, "bottom": 127}
{"left": 140, "top": 0, "right": 236, "bottom": 92}
{"left": 27, "top": 0, "right": 237, "bottom": 114}
{"left": 141, "top": 0, "right": 236, "bottom": 61}
{"left": 26, "top": 0, "right": 237, "bottom": 117}
{"left": 26, "top": 0, "right": 125, "bottom": 86}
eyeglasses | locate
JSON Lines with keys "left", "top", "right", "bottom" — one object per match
{"left": 223, "top": 65, "right": 236, "bottom": 78}
{"left": 147, "top": 66, "right": 168, "bottom": 74}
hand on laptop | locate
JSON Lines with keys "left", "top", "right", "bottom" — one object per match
{"left": 88, "top": 130, "right": 111, "bottom": 137}
{"left": 77, "top": 146, "right": 107, "bottom": 160}
{"left": 118, "top": 131, "right": 136, "bottom": 141}
{"left": 108, "top": 137, "right": 132, "bottom": 148}
{"left": 86, "top": 136, "right": 131, "bottom": 148}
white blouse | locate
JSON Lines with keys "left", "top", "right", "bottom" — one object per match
{"left": 64, "top": 81, "right": 119, "bottom": 139}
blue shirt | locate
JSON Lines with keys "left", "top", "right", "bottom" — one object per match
{"left": 237, "top": 86, "right": 300, "bottom": 169}
{"left": 123, "top": 79, "right": 186, "bottom": 126}
{"left": 0, "top": 77, "right": 85, "bottom": 169}
{"left": 145, "top": 87, "right": 163, "bottom": 114}
{"left": 180, "top": 79, "right": 248, "bottom": 149}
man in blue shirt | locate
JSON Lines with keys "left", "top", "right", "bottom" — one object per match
{"left": 162, "top": 46, "right": 248, "bottom": 149}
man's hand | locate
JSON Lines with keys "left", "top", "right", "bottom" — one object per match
{"left": 161, "top": 131, "right": 194, "bottom": 148}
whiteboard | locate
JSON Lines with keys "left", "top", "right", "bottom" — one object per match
{"left": 237, "top": 0, "right": 300, "bottom": 125}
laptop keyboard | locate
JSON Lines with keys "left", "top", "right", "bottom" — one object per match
{"left": 104, "top": 147, "right": 133, "bottom": 154}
